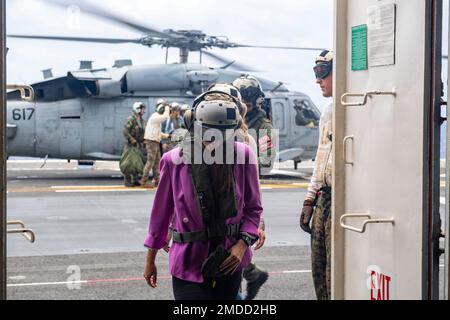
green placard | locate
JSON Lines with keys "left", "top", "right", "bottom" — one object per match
{"left": 351, "top": 24, "right": 368, "bottom": 71}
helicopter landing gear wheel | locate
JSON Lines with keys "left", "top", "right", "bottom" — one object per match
{"left": 294, "top": 159, "right": 302, "bottom": 170}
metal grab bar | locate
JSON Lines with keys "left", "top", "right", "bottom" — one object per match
{"left": 7, "top": 220, "right": 36, "bottom": 243}
{"left": 341, "top": 90, "right": 396, "bottom": 107}
{"left": 7, "top": 220, "right": 26, "bottom": 228}
{"left": 340, "top": 214, "right": 395, "bottom": 234}
{"left": 6, "top": 84, "right": 34, "bottom": 102}
{"left": 343, "top": 135, "right": 354, "bottom": 165}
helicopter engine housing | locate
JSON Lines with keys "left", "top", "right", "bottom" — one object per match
{"left": 124, "top": 64, "right": 189, "bottom": 93}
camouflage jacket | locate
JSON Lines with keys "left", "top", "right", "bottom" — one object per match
{"left": 123, "top": 114, "right": 146, "bottom": 146}
{"left": 305, "top": 103, "right": 333, "bottom": 202}
{"left": 246, "top": 108, "right": 276, "bottom": 166}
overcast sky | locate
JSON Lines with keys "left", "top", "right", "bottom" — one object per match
{"left": 4, "top": 0, "right": 449, "bottom": 111}
{"left": 5, "top": 0, "right": 334, "bottom": 109}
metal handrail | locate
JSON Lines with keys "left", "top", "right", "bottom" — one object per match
{"left": 343, "top": 135, "right": 355, "bottom": 165}
{"left": 7, "top": 220, "right": 35, "bottom": 243}
{"left": 6, "top": 84, "right": 34, "bottom": 102}
{"left": 7, "top": 220, "right": 26, "bottom": 228}
{"left": 341, "top": 90, "right": 396, "bottom": 107}
{"left": 340, "top": 213, "right": 395, "bottom": 234}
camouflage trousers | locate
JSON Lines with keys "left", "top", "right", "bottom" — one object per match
{"left": 141, "top": 140, "right": 161, "bottom": 183}
{"left": 243, "top": 263, "right": 262, "bottom": 282}
{"left": 311, "top": 188, "right": 331, "bottom": 300}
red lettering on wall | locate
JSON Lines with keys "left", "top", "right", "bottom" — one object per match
{"left": 370, "top": 271, "right": 392, "bottom": 301}
{"left": 385, "top": 276, "right": 391, "bottom": 301}
{"left": 370, "top": 271, "right": 376, "bottom": 300}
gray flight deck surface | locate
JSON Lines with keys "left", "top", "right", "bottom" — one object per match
{"left": 6, "top": 160, "right": 316, "bottom": 300}
{"left": 5, "top": 160, "right": 448, "bottom": 300}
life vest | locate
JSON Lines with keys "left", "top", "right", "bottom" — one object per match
{"left": 172, "top": 137, "right": 240, "bottom": 244}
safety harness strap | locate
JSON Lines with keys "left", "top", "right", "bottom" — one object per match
{"left": 173, "top": 223, "right": 241, "bottom": 243}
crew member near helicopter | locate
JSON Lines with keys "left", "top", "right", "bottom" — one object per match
{"left": 122, "top": 101, "right": 147, "bottom": 187}
{"left": 161, "top": 102, "right": 184, "bottom": 153}
{"left": 300, "top": 50, "right": 334, "bottom": 300}
{"left": 206, "top": 83, "right": 269, "bottom": 301}
{"left": 180, "top": 104, "right": 190, "bottom": 120}
{"left": 232, "top": 76, "right": 276, "bottom": 175}
{"left": 143, "top": 90, "right": 263, "bottom": 300}
{"left": 140, "top": 99, "right": 171, "bottom": 187}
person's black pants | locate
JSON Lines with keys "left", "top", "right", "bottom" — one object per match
{"left": 172, "top": 273, "right": 242, "bottom": 300}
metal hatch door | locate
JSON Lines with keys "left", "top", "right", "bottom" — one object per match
{"left": 445, "top": 0, "right": 450, "bottom": 301}
{"left": 333, "top": 0, "right": 442, "bottom": 300}
{"left": 58, "top": 100, "right": 82, "bottom": 159}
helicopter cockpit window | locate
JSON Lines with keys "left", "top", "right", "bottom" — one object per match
{"left": 293, "top": 99, "right": 320, "bottom": 128}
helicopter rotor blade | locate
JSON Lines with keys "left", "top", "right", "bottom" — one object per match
{"left": 7, "top": 34, "right": 142, "bottom": 44}
{"left": 231, "top": 43, "right": 327, "bottom": 51}
{"left": 202, "top": 51, "right": 256, "bottom": 72}
{"left": 41, "top": 0, "right": 183, "bottom": 40}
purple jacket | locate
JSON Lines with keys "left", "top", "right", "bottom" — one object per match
{"left": 144, "top": 142, "right": 263, "bottom": 283}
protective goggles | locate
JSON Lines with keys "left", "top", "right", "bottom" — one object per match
{"left": 313, "top": 62, "right": 332, "bottom": 80}
{"left": 241, "top": 86, "right": 265, "bottom": 103}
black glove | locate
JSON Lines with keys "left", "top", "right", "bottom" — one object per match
{"left": 201, "top": 245, "right": 230, "bottom": 278}
{"left": 300, "top": 199, "right": 315, "bottom": 234}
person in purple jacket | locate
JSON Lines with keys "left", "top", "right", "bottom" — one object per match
{"left": 143, "top": 90, "right": 263, "bottom": 300}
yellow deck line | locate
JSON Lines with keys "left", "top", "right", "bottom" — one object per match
{"left": 260, "top": 184, "right": 308, "bottom": 189}
{"left": 8, "top": 180, "right": 445, "bottom": 194}
{"left": 8, "top": 183, "right": 308, "bottom": 193}
{"left": 51, "top": 185, "right": 135, "bottom": 190}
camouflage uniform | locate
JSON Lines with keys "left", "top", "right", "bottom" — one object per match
{"left": 122, "top": 114, "right": 146, "bottom": 186}
{"left": 246, "top": 108, "right": 276, "bottom": 174}
{"left": 311, "top": 188, "right": 331, "bottom": 300}
{"left": 241, "top": 217, "right": 268, "bottom": 300}
{"left": 304, "top": 103, "right": 333, "bottom": 300}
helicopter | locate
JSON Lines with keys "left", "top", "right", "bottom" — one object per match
{"left": 6, "top": 0, "right": 324, "bottom": 170}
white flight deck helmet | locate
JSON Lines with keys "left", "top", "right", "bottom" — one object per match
{"left": 314, "top": 50, "right": 334, "bottom": 80}
{"left": 171, "top": 102, "right": 181, "bottom": 111}
{"left": 156, "top": 99, "right": 167, "bottom": 114}
{"left": 206, "top": 83, "right": 246, "bottom": 116}
{"left": 208, "top": 83, "right": 243, "bottom": 102}
{"left": 132, "top": 101, "right": 146, "bottom": 114}
{"left": 194, "top": 99, "right": 240, "bottom": 130}
{"left": 184, "top": 90, "right": 240, "bottom": 131}
{"left": 232, "top": 75, "right": 265, "bottom": 109}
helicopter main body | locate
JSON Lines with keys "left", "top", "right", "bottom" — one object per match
{"left": 7, "top": 63, "right": 320, "bottom": 163}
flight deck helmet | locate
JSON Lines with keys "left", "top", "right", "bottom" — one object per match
{"left": 156, "top": 99, "right": 167, "bottom": 114}
{"left": 132, "top": 101, "right": 146, "bottom": 114}
{"left": 232, "top": 75, "right": 265, "bottom": 108}
{"left": 314, "top": 50, "right": 334, "bottom": 80}
{"left": 171, "top": 102, "right": 181, "bottom": 112}
{"left": 207, "top": 83, "right": 245, "bottom": 115}
{"left": 181, "top": 104, "right": 190, "bottom": 112}
{"left": 184, "top": 90, "right": 240, "bottom": 131}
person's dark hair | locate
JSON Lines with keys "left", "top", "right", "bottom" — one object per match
{"left": 210, "top": 163, "right": 234, "bottom": 194}
{"left": 207, "top": 136, "right": 235, "bottom": 194}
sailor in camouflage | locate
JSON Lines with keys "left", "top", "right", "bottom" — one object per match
{"left": 300, "top": 50, "right": 334, "bottom": 300}
{"left": 122, "top": 101, "right": 146, "bottom": 187}
{"left": 232, "top": 75, "right": 276, "bottom": 174}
